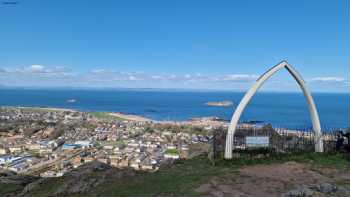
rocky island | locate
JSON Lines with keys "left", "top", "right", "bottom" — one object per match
{"left": 205, "top": 101, "right": 233, "bottom": 107}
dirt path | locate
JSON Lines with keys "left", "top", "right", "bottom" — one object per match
{"left": 195, "top": 162, "right": 350, "bottom": 197}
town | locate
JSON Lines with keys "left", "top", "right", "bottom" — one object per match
{"left": 0, "top": 107, "right": 218, "bottom": 177}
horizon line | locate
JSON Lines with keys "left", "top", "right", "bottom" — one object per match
{"left": 0, "top": 85, "right": 349, "bottom": 94}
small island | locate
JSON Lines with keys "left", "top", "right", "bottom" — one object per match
{"left": 205, "top": 101, "right": 233, "bottom": 107}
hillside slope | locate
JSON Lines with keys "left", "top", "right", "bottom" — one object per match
{"left": 1, "top": 153, "right": 350, "bottom": 197}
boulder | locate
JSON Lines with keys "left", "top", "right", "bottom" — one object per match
{"left": 317, "top": 183, "right": 337, "bottom": 194}
{"left": 335, "top": 186, "right": 350, "bottom": 197}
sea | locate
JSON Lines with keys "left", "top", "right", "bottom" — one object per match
{"left": 0, "top": 89, "right": 349, "bottom": 129}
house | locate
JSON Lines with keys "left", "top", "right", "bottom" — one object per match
{"left": 125, "top": 147, "right": 134, "bottom": 153}
{"left": 180, "top": 145, "right": 189, "bottom": 151}
{"left": 26, "top": 144, "right": 41, "bottom": 151}
{"left": 71, "top": 156, "right": 82, "bottom": 168}
{"left": 141, "top": 164, "right": 153, "bottom": 171}
{"left": 0, "top": 155, "right": 12, "bottom": 165}
{"left": 110, "top": 159, "right": 119, "bottom": 167}
{"left": 167, "top": 145, "right": 176, "bottom": 150}
{"left": 127, "top": 142, "right": 139, "bottom": 148}
{"left": 8, "top": 162, "right": 28, "bottom": 172}
{"left": 103, "top": 145, "right": 114, "bottom": 150}
{"left": 140, "top": 158, "right": 155, "bottom": 171}
{"left": 40, "top": 171, "right": 56, "bottom": 178}
{"left": 84, "top": 156, "right": 95, "bottom": 163}
{"left": 26, "top": 157, "right": 40, "bottom": 167}
{"left": 164, "top": 153, "right": 180, "bottom": 159}
{"left": 0, "top": 148, "right": 8, "bottom": 155}
{"left": 9, "top": 146, "right": 22, "bottom": 154}
{"left": 97, "top": 158, "right": 108, "bottom": 164}
{"left": 39, "top": 148, "right": 53, "bottom": 155}
{"left": 130, "top": 161, "right": 139, "bottom": 170}
{"left": 109, "top": 154, "right": 122, "bottom": 160}
{"left": 118, "top": 159, "right": 129, "bottom": 168}
{"left": 134, "top": 153, "right": 146, "bottom": 163}
{"left": 74, "top": 141, "right": 92, "bottom": 148}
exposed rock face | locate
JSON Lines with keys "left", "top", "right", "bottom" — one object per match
{"left": 0, "top": 170, "right": 38, "bottom": 186}
{"left": 317, "top": 183, "right": 337, "bottom": 194}
{"left": 281, "top": 186, "right": 316, "bottom": 197}
{"left": 20, "top": 178, "right": 46, "bottom": 195}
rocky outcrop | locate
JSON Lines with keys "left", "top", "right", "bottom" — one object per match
{"left": 281, "top": 183, "right": 350, "bottom": 197}
{"left": 0, "top": 170, "right": 38, "bottom": 186}
{"left": 17, "top": 161, "right": 137, "bottom": 197}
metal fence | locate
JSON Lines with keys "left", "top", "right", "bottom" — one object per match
{"left": 213, "top": 125, "right": 341, "bottom": 159}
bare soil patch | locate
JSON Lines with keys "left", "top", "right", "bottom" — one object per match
{"left": 195, "top": 162, "right": 350, "bottom": 197}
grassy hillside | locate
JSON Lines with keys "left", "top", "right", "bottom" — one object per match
{"left": 2, "top": 153, "right": 350, "bottom": 197}
{"left": 0, "top": 183, "right": 23, "bottom": 195}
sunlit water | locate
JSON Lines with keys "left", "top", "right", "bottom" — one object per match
{"left": 1, "top": 89, "right": 349, "bottom": 129}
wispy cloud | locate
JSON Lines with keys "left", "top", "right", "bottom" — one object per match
{"left": 85, "top": 69, "right": 259, "bottom": 83}
{"left": 310, "top": 77, "right": 346, "bottom": 83}
{"left": 2, "top": 65, "right": 72, "bottom": 76}
{"left": 220, "top": 74, "right": 259, "bottom": 82}
{"left": 26, "top": 65, "right": 45, "bottom": 73}
{"left": 0, "top": 65, "right": 349, "bottom": 92}
{"left": 306, "top": 76, "right": 350, "bottom": 92}
{"left": 0, "top": 65, "right": 260, "bottom": 89}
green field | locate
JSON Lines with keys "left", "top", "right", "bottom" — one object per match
{"left": 164, "top": 149, "right": 180, "bottom": 155}
{"left": 90, "top": 112, "right": 126, "bottom": 121}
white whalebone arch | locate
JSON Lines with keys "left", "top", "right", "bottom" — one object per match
{"left": 224, "top": 61, "right": 323, "bottom": 159}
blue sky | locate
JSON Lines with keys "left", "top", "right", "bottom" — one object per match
{"left": 0, "top": 0, "right": 350, "bottom": 92}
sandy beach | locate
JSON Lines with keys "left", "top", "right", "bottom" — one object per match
{"left": 109, "top": 112, "right": 152, "bottom": 122}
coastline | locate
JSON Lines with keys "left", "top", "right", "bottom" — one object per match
{"left": 1, "top": 106, "right": 346, "bottom": 130}
{"left": 0, "top": 106, "right": 227, "bottom": 126}
{"left": 1, "top": 106, "right": 76, "bottom": 112}
{"left": 1, "top": 106, "right": 155, "bottom": 122}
